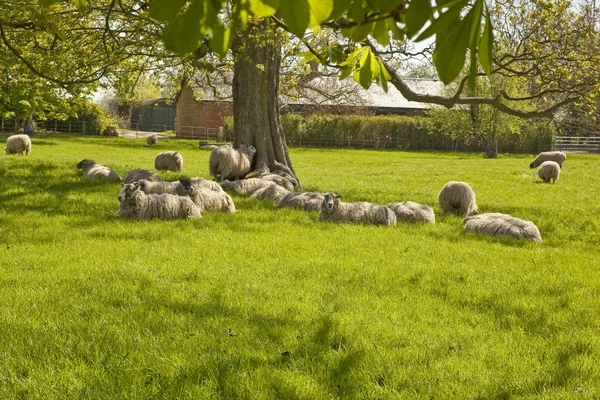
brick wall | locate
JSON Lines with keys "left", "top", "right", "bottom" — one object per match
{"left": 175, "top": 86, "right": 233, "bottom": 139}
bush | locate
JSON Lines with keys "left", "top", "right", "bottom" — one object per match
{"left": 221, "top": 116, "right": 234, "bottom": 142}
{"left": 71, "top": 102, "right": 112, "bottom": 135}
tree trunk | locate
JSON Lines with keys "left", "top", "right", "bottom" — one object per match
{"left": 232, "top": 19, "right": 299, "bottom": 183}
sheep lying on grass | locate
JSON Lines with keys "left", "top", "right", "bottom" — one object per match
{"left": 438, "top": 181, "right": 478, "bottom": 216}
{"left": 530, "top": 151, "right": 566, "bottom": 169}
{"left": 463, "top": 213, "right": 542, "bottom": 243}
{"left": 179, "top": 178, "right": 235, "bottom": 212}
{"left": 250, "top": 183, "right": 290, "bottom": 201}
{"left": 76, "top": 159, "right": 122, "bottom": 181}
{"left": 147, "top": 135, "right": 158, "bottom": 147}
{"left": 387, "top": 201, "right": 435, "bottom": 224}
{"left": 155, "top": 151, "right": 183, "bottom": 172}
{"left": 209, "top": 144, "right": 256, "bottom": 181}
{"left": 182, "top": 177, "right": 224, "bottom": 193}
{"left": 277, "top": 192, "right": 324, "bottom": 212}
{"left": 5, "top": 134, "right": 31, "bottom": 156}
{"left": 118, "top": 182, "right": 201, "bottom": 220}
{"left": 319, "top": 192, "right": 396, "bottom": 226}
{"left": 256, "top": 173, "right": 296, "bottom": 191}
{"left": 221, "top": 178, "right": 273, "bottom": 195}
{"left": 537, "top": 161, "right": 560, "bottom": 183}
{"left": 137, "top": 179, "right": 181, "bottom": 195}
{"left": 123, "top": 169, "right": 163, "bottom": 184}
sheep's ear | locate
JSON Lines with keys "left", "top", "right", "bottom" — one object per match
{"left": 121, "top": 183, "right": 125, "bottom": 187}
{"left": 335, "top": 194, "right": 342, "bottom": 199}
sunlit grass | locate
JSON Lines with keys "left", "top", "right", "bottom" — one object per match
{"left": 1, "top": 134, "right": 599, "bottom": 398}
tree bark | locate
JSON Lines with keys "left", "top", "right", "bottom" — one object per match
{"left": 232, "top": 19, "right": 299, "bottom": 182}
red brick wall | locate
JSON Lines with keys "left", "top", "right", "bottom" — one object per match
{"left": 175, "top": 86, "right": 233, "bottom": 139}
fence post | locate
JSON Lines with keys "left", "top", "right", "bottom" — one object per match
{"left": 1, "top": 119, "right": 3, "bottom": 133}
{"left": 136, "top": 123, "right": 139, "bottom": 139}
{"left": 68, "top": 121, "right": 71, "bottom": 134}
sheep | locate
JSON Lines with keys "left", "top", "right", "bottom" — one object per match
{"left": 438, "top": 181, "right": 478, "bottom": 216}
{"left": 529, "top": 151, "right": 566, "bottom": 169}
{"left": 154, "top": 151, "right": 183, "bottom": 172}
{"left": 256, "top": 173, "right": 295, "bottom": 191}
{"left": 387, "top": 201, "right": 435, "bottom": 224}
{"left": 147, "top": 135, "right": 158, "bottom": 147}
{"left": 137, "top": 179, "right": 181, "bottom": 194}
{"left": 463, "top": 213, "right": 542, "bottom": 243}
{"left": 181, "top": 177, "right": 224, "bottom": 193}
{"left": 537, "top": 161, "right": 560, "bottom": 183}
{"left": 179, "top": 178, "right": 235, "bottom": 212}
{"left": 117, "top": 182, "right": 201, "bottom": 220}
{"left": 250, "top": 183, "right": 290, "bottom": 201}
{"left": 221, "top": 178, "right": 273, "bottom": 195}
{"left": 4, "top": 134, "right": 31, "bottom": 156}
{"left": 76, "top": 159, "right": 122, "bottom": 181}
{"left": 319, "top": 192, "right": 397, "bottom": 226}
{"left": 209, "top": 144, "right": 256, "bottom": 181}
{"left": 277, "top": 192, "right": 324, "bottom": 212}
{"left": 123, "top": 169, "right": 163, "bottom": 184}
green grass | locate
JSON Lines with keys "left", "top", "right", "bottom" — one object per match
{"left": 1, "top": 134, "right": 599, "bottom": 399}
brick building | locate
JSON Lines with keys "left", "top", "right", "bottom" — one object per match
{"left": 175, "top": 85, "right": 232, "bottom": 139}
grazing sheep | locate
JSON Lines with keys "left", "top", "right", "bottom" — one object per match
{"left": 76, "top": 159, "right": 122, "bottom": 181}
{"left": 123, "top": 169, "right": 163, "bottom": 184}
{"left": 529, "top": 151, "right": 566, "bottom": 169}
{"left": 277, "top": 192, "right": 324, "bottom": 212}
{"left": 4, "top": 134, "right": 31, "bottom": 156}
{"left": 319, "top": 192, "right": 396, "bottom": 226}
{"left": 154, "top": 151, "right": 183, "bottom": 172}
{"left": 209, "top": 144, "right": 256, "bottom": 181}
{"left": 147, "top": 135, "right": 158, "bottom": 147}
{"left": 387, "top": 201, "right": 435, "bottom": 224}
{"left": 117, "top": 182, "right": 201, "bottom": 220}
{"left": 438, "top": 181, "right": 478, "bottom": 216}
{"left": 179, "top": 178, "right": 235, "bottom": 212}
{"left": 137, "top": 179, "right": 181, "bottom": 194}
{"left": 221, "top": 178, "right": 273, "bottom": 195}
{"left": 250, "top": 183, "right": 290, "bottom": 201}
{"left": 463, "top": 213, "right": 542, "bottom": 243}
{"left": 537, "top": 161, "right": 560, "bottom": 183}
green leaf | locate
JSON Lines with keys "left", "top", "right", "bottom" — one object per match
{"left": 377, "top": 66, "right": 389, "bottom": 93}
{"left": 73, "top": 0, "right": 87, "bottom": 13}
{"left": 372, "top": 19, "right": 390, "bottom": 47}
{"left": 162, "top": 1, "right": 205, "bottom": 55}
{"left": 330, "top": 0, "right": 354, "bottom": 20}
{"left": 369, "top": 51, "right": 380, "bottom": 79}
{"left": 468, "top": 0, "right": 483, "bottom": 47}
{"left": 339, "top": 66, "right": 353, "bottom": 80}
{"left": 37, "top": 0, "right": 60, "bottom": 7}
{"left": 348, "top": 0, "right": 365, "bottom": 23}
{"left": 358, "top": 46, "right": 371, "bottom": 67}
{"left": 309, "top": 0, "right": 334, "bottom": 25}
{"left": 478, "top": 6, "right": 493, "bottom": 76}
{"left": 209, "top": 23, "right": 232, "bottom": 58}
{"left": 149, "top": 0, "right": 188, "bottom": 22}
{"left": 405, "top": 0, "right": 432, "bottom": 37}
{"left": 351, "top": 21, "right": 374, "bottom": 42}
{"left": 299, "top": 50, "right": 318, "bottom": 63}
{"left": 432, "top": 6, "right": 473, "bottom": 84}
{"left": 387, "top": 19, "right": 404, "bottom": 41}
{"left": 248, "top": 0, "right": 279, "bottom": 17}
{"left": 339, "top": 46, "right": 367, "bottom": 66}
{"left": 279, "top": 0, "right": 310, "bottom": 36}
{"left": 358, "top": 57, "right": 373, "bottom": 89}
{"left": 415, "top": 0, "right": 467, "bottom": 42}
{"left": 328, "top": 44, "right": 345, "bottom": 64}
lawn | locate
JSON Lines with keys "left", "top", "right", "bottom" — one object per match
{"left": 1, "top": 134, "right": 599, "bottom": 399}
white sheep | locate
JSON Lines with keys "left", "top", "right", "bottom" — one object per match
{"left": 137, "top": 179, "right": 181, "bottom": 194}
{"left": 147, "top": 135, "right": 158, "bottom": 147}
{"left": 537, "top": 161, "right": 560, "bottom": 183}
{"left": 250, "top": 183, "right": 290, "bottom": 201}
{"left": 76, "top": 159, "right": 122, "bottom": 181}
{"left": 463, "top": 213, "right": 542, "bottom": 243}
{"left": 123, "top": 169, "right": 163, "bottom": 184}
{"left": 438, "top": 181, "right": 478, "bottom": 216}
{"left": 387, "top": 201, "right": 435, "bottom": 224}
{"left": 154, "top": 151, "right": 183, "bottom": 172}
{"left": 181, "top": 177, "right": 224, "bottom": 193}
{"left": 277, "top": 192, "right": 324, "bottom": 212}
{"left": 256, "top": 173, "right": 295, "bottom": 191}
{"left": 529, "top": 151, "right": 566, "bottom": 169}
{"left": 221, "top": 178, "right": 273, "bottom": 195}
{"left": 209, "top": 144, "right": 256, "bottom": 181}
{"left": 179, "top": 178, "right": 235, "bottom": 212}
{"left": 118, "top": 182, "right": 201, "bottom": 220}
{"left": 4, "top": 134, "right": 31, "bottom": 156}
{"left": 319, "top": 192, "right": 397, "bottom": 226}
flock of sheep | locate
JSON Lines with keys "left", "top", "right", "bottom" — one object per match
{"left": 4, "top": 132, "right": 568, "bottom": 243}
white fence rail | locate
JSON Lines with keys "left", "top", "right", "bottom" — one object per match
{"left": 554, "top": 136, "right": 600, "bottom": 153}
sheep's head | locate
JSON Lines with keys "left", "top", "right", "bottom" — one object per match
{"left": 239, "top": 144, "right": 257, "bottom": 160}
{"left": 76, "top": 159, "right": 95, "bottom": 170}
{"left": 118, "top": 182, "right": 140, "bottom": 202}
{"left": 179, "top": 178, "right": 195, "bottom": 195}
{"left": 529, "top": 162, "right": 535, "bottom": 169}
{"left": 321, "top": 192, "right": 341, "bottom": 213}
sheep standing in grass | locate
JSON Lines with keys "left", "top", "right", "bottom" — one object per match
{"left": 5, "top": 134, "right": 31, "bottom": 156}
{"left": 537, "top": 161, "right": 560, "bottom": 183}
{"left": 221, "top": 178, "right": 273, "bottom": 195}
{"left": 387, "top": 201, "right": 435, "bottom": 224}
{"left": 179, "top": 178, "right": 235, "bottom": 212}
{"left": 155, "top": 151, "right": 183, "bottom": 172}
{"left": 118, "top": 182, "right": 201, "bottom": 220}
{"left": 123, "top": 169, "right": 163, "bottom": 184}
{"left": 438, "top": 181, "right": 478, "bottom": 216}
{"left": 319, "top": 192, "right": 396, "bottom": 226}
{"left": 76, "top": 159, "right": 122, "bottom": 181}
{"left": 147, "top": 135, "right": 158, "bottom": 147}
{"left": 209, "top": 144, "right": 256, "bottom": 181}
{"left": 463, "top": 213, "right": 542, "bottom": 243}
{"left": 250, "top": 183, "right": 290, "bottom": 201}
{"left": 529, "top": 151, "right": 566, "bottom": 169}
{"left": 277, "top": 192, "right": 324, "bottom": 212}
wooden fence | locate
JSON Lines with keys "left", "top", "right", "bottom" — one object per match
{"left": 554, "top": 136, "right": 600, "bottom": 153}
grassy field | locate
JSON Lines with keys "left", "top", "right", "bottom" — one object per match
{"left": 1, "top": 134, "right": 599, "bottom": 399}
